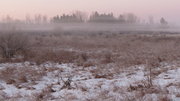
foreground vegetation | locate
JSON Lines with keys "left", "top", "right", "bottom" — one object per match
{"left": 1, "top": 29, "right": 180, "bottom": 66}
{"left": 0, "top": 29, "right": 180, "bottom": 100}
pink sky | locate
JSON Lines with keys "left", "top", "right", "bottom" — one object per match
{"left": 0, "top": 0, "right": 180, "bottom": 24}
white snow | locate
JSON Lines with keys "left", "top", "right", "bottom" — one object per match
{"left": 0, "top": 62, "right": 179, "bottom": 100}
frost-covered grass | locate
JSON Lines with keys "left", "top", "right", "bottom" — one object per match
{"left": 0, "top": 62, "right": 179, "bottom": 101}
{"left": 0, "top": 31, "right": 180, "bottom": 100}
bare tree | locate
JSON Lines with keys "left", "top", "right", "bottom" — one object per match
{"left": 117, "top": 13, "right": 139, "bottom": 24}
{"left": 0, "top": 31, "right": 29, "bottom": 59}
{"left": 42, "top": 15, "right": 47, "bottom": 23}
{"left": 25, "top": 14, "right": 31, "bottom": 24}
{"left": 1, "top": 15, "right": 14, "bottom": 24}
{"left": 73, "top": 11, "right": 88, "bottom": 22}
{"left": 5, "top": 15, "right": 13, "bottom": 23}
{"left": 126, "top": 13, "right": 138, "bottom": 23}
{"left": 34, "top": 14, "right": 42, "bottom": 24}
{"left": 148, "top": 15, "right": 154, "bottom": 24}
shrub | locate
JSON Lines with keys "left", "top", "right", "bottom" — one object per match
{"left": 0, "top": 30, "right": 29, "bottom": 59}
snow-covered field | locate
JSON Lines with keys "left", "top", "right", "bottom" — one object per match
{"left": 0, "top": 30, "right": 180, "bottom": 101}
{"left": 0, "top": 61, "right": 179, "bottom": 101}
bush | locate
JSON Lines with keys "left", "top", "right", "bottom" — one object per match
{"left": 0, "top": 30, "right": 29, "bottom": 59}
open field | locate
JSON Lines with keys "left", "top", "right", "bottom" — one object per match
{"left": 0, "top": 28, "right": 180, "bottom": 101}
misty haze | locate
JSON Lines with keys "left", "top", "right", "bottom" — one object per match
{"left": 0, "top": 0, "right": 180, "bottom": 101}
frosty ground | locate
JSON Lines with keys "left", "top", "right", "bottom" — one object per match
{"left": 0, "top": 61, "right": 179, "bottom": 101}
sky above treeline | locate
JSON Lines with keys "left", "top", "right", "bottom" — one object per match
{"left": 0, "top": 0, "right": 180, "bottom": 24}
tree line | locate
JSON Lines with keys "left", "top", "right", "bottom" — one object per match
{"left": 0, "top": 11, "right": 168, "bottom": 25}
{"left": 51, "top": 11, "right": 140, "bottom": 24}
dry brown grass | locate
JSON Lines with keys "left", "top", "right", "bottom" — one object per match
{"left": 23, "top": 48, "right": 77, "bottom": 65}
{"left": 1, "top": 30, "right": 180, "bottom": 69}
{"left": 18, "top": 31, "right": 180, "bottom": 80}
{"left": 1, "top": 30, "right": 180, "bottom": 101}
{"left": 0, "top": 66, "right": 46, "bottom": 86}
{"left": 32, "top": 85, "right": 54, "bottom": 101}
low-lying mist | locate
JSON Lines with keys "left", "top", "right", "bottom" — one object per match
{"left": 0, "top": 23, "right": 180, "bottom": 34}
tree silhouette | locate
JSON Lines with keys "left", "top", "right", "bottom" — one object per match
{"left": 25, "top": 14, "right": 31, "bottom": 24}
{"left": 89, "top": 11, "right": 117, "bottom": 23}
{"left": 160, "top": 17, "right": 168, "bottom": 25}
{"left": 148, "top": 15, "right": 154, "bottom": 24}
{"left": 34, "top": 14, "right": 42, "bottom": 24}
{"left": 51, "top": 11, "right": 86, "bottom": 23}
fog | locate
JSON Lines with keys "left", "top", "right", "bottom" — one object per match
{"left": 0, "top": 22, "right": 180, "bottom": 34}
{"left": 0, "top": 1, "right": 180, "bottom": 34}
